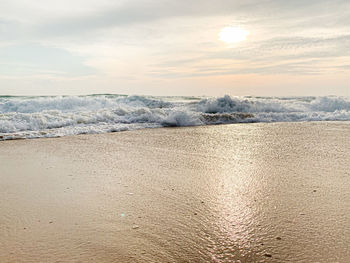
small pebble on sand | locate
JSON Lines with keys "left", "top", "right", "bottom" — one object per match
{"left": 264, "top": 253, "right": 272, "bottom": 257}
{"left": 132, "top": 225, "right": 140, "bottom": 229}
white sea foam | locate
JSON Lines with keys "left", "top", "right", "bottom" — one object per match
{"left": 0, "top": 95, "right": 349, "bottom": 140}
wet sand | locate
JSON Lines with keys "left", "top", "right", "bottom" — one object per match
{"left": 1, "top": 122, "right": 350, "bottom": 262}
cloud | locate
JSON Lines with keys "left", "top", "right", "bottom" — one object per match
{"left": 148, "top": 33, "right": 350, "bottom": 77}
{"left": 34, "top": 0, "right": 265, "bottom": 36}
{"left": 0, "top": 44, "right": 95, "bottom": 77}
{"left": 1, "top": 0, "right": 350, "bottom": 96}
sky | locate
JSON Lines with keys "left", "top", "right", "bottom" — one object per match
{"left": 1, "top": 0, "right": 350, "bottom": 96}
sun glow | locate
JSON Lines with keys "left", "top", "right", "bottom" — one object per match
{"left": 219, "top": 27, "right": 249, "bottom": 44}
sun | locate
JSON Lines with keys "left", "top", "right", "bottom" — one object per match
{"left": 219, "top": 27, "right": 249, "bottom": 44}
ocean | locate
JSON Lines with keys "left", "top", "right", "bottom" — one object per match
{"left": 1, "top": 94, "right": 350, "bottom": 140}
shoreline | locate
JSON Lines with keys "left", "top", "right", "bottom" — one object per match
{"left": 1, "top": 120, "right": 349, "bottom": 142}
{"left": 1, "top": 121, "right": 350, "bottom": 262}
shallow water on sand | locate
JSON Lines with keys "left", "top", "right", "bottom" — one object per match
{"left": 0, "top": 122, "right": 350, "bottom": 262}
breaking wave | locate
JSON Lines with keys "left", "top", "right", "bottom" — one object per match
{"left": 1, "top": 94, "right": 349, "bottom": 140}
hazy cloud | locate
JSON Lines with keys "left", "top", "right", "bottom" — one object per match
{"left": 1, "top": 0, "right": 350, "bottom": 95}
{"left": 0, "top": 44, "right": 94, "bottom": 76}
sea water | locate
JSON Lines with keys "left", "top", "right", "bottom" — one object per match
{"left": 1, "top": 94, "right": 350, "bottom": 140}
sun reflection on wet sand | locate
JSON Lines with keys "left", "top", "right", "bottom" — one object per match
{"left": 196, "top": 125, "right": 267, "bottom": 261}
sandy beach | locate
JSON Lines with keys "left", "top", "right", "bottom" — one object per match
{"left": 1, "top": 121, "right": 350, "bottom": 262}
